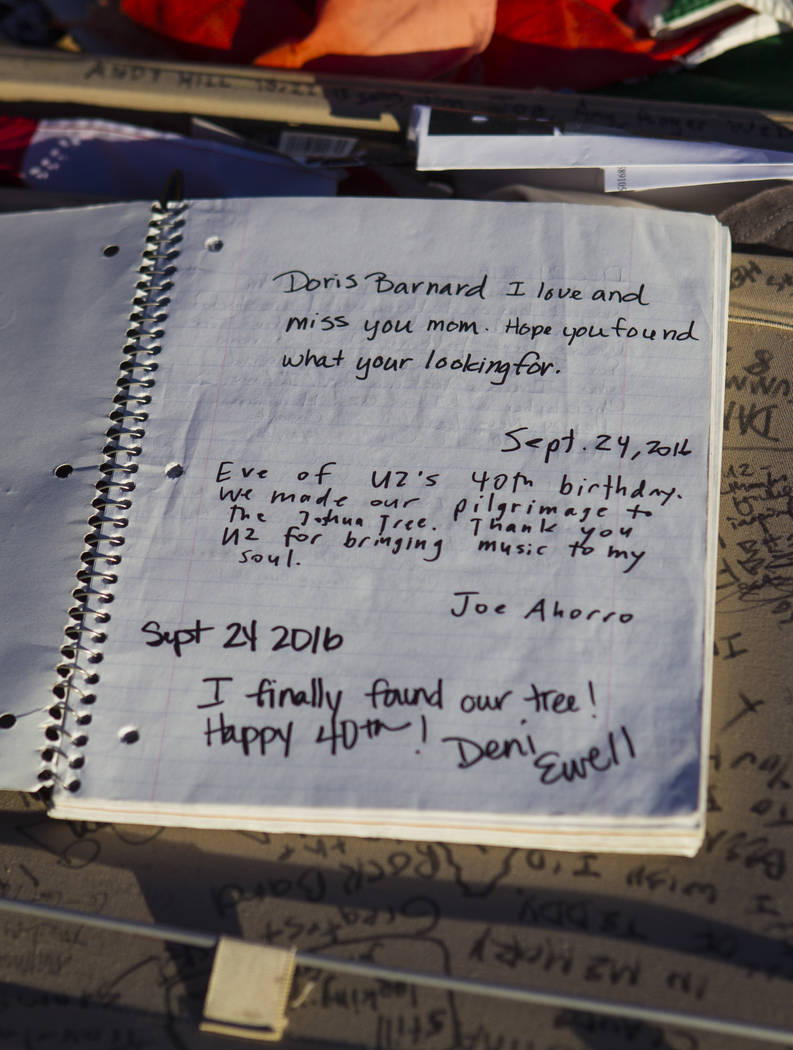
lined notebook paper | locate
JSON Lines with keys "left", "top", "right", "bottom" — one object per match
{"left": 0, "top": 202, "right": 152, "bottom": 789}
{"left": 3, "top": 197, "right": 729, "bottom": 854}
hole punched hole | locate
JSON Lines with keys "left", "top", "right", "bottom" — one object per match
{"left": 102, "top": 244, "right": 120, "bottom": 257}
{"left": 0, "top": 713, "right": 16, "bottom": 730}
{"left": 53, "top": 464, "right": 73, "bottom": 479}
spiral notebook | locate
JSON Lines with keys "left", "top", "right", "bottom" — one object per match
{"left": 0, "top": 195, "right": 730, "bottom": 854}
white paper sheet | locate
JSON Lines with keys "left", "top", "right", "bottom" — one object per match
{"left": 605, "top": 162, "right": 793, "bottom": 191}
{"left": 0, "top": 203, "right": 151, "bottom": 788}
{"left": 48, "top": 198, "right": 729, "bottom": 851}
{"left": 412, "top": 105, "right": 793, "bottom": 172}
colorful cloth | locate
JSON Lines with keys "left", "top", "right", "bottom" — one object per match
{"left": 118, "top": 0, "right": 757, "bottom": 90}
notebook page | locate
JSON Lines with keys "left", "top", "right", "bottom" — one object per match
{"left": 0, "top": 202, "right": 154, "bottom": 789}
{"left": 53, "top": 198, "right": 727, "bottom": 840}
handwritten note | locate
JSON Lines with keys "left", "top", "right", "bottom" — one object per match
{"left": 51, "top": 198, "right": 728, "bottom": 852}
{"left": 1, "top": 246, "right": 791, "bottom": 1050}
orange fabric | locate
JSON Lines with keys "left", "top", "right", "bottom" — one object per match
{"left": 255, "top": 0, "right": 497, "bottom": 78}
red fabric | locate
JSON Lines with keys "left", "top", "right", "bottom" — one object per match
{"left": 119, "top": 0, "right": 751, "bottom": 91}
{"left": 464, "top": 0, "right": 748, "bottom": 90}
{"left": 123, "top": 0, "right": 245, "bottom": 49}
{"left": 120, "top": 0, "right": 317, "bottom": 63}
{"left": 0, "top": 116, "right": 37, "bottom": 185}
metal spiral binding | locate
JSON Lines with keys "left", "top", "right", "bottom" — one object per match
{"left": 40, "top": 197, "right": 187, "bottom": 794}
